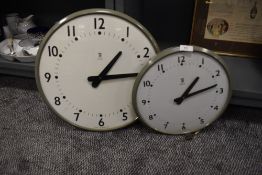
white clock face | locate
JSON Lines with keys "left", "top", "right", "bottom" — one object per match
{"left": 36, "top": 9, "right": 158, "bottom": 131}
{"left": 133, "top": 47, "right": 231, "bottom": 135}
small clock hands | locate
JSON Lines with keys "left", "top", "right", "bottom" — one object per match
{"left": 174, "top": 76, "right": 199, "bottom": 105}
{"left": 88, "top": 73, "right": 138, "bottom": 82}
{"left": 186, "top": 84, "right": 217, "bottom": 99}
{"left": 90, "top": 51, "right": 122, "bottom": 88}
{"left": 174, "top": 77, "right": 217, "bottom": 105}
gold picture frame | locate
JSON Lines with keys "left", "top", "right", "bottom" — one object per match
{"left": 190, "top": 0, "right": 262, "bottom": 58}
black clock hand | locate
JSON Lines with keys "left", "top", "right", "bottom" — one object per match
{"left": 174, "top": 76, "right": 199, "bottom": 105}
{"left": 88, "top": 73, "right": 138, "bottom": 82}
{"left": 186, "top": 84, "right": 217, "bottom": 98}
{"left": 92, "top": 51, "right": 122, "bottom": 88}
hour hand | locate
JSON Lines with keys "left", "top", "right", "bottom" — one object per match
{"left": 91, "top": 51, "right": 122, "bottom": 88}
{"left": 88, "top": 73, "right": 138, "bottom": 82}
{"left": 174, "top": 77, "right": 199, "bottom": 105}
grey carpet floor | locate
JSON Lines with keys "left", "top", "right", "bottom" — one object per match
{"left": 0, "top": 75, "right": 261, "bottom": 175}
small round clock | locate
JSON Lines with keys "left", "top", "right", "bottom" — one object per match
{"left": 132, "top": 46, "right": 232, "bottom": 135}
{"left": 35, "top": 9, "right": 159, "bottom": 131}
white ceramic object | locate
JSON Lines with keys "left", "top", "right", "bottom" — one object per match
{"left": 0, "top": 39, "right": 18, "bottom": 61}
{"left": 0, "top": 39, "right": 37, "bottom": 62}
{"left": 16, "top": 46, "right": 38, "bottom": 62}
{"left": 13, "top": 33, "right": 27, "bottom": 40}
{"left": 5, "top": 13, "right": 20, "bottom": 35}
{"left": 17, "top": 15, "right": 36, "bottom": 34}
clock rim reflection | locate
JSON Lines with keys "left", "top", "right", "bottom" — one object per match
{"left": 132, "top": 46, "right": 232, "bottom": 135}
{"left": 35, "top": 8, "right": 159, "bottom": 131}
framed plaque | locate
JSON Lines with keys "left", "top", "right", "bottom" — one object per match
{"left": 190, "top": 0, "right": 262, "bottom": 58}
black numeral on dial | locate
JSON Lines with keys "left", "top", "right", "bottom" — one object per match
{"left": 149, "top": 115, "right": 153, "bottom": 120}
{"left": 143, "top": 47, "right": 149, "bottom": 58}
{"left": 126, "top": 26, "right": 129, "bottom": 37}
{"left": 94, "top": 18, "right": 105, "bottom": 29}
{"left": 178, "top": 56, "right": 185, "bottom": 65}
{"left": 157, "top": 64, "right": 165, "bottom": 73}
{"left": 215, "top": 70, "right": 220, "bottom": 76}
{"left": 219, "top": 88, "right": 223, "bottom": 94}
{"left": 211, "top": 105, "right": 219, "bottom": 110}
{"left": 164, "top": 122, "right": 169, "bottom": 129}
{"left": 198, "top": 117, "right": 205, "bottom": 124}
{"left": 98, "top": 118, "right": 105, "bottom": 126}
{"left": 54, "top": 97, "right": 61, "bottom": 105}
{"left": 182, "top": 123, "right": 186, "bottom": 130}
{"left": 74, "top": 112, "right": 80, "bottom": 121}
{"left": 122, "top": 112, "right": 128, "bottom": 121}
{"left": 142, "top": 100, "right": 150, "bottom": 105}
{"left": 67, "top": 25, "right": 75, "bottom": 37}
{"left": 48, "top": 46, "right": 59, "bottom": 57}
{"left": 143, "top": 80, "right": 153, "bottom": 87}
{"left": 44, "top": 72, "right": 51, "bottom": 82}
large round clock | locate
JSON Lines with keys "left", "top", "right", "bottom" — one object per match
{"left": 133, "top": 46, "right": 231, "bottom": 135}
{"left": 35, "top": 9, "right": 159, "bottom": 131}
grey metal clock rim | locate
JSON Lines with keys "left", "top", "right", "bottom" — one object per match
{"left": 132, "top": 45, "right": 232, "bottom": 135}
{"left": 35, "top": 8, "right": 160, "bottom": 131}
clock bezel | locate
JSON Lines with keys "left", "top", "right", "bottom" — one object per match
{"left": 35, "top": 8, "right": 160, "bottom": 131}
{"left": 132, "top": 45, "right": 232, "bottom": 135}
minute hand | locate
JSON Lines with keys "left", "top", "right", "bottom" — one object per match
{"left": 88, "top": 73, "right": 138, "bottom": 82}
{"left": 186, "top": 84, "right": 217, "bottom": 98}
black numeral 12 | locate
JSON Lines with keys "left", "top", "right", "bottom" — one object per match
{"left": 178, "top": 56, "right": 185, "bottom": 64}
{"left": 94, "top": 18, "right": 105, "bottom": 29}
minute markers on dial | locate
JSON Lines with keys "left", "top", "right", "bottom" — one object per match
{"left": 59, "top": 30, "right": 145, "bottom": 116}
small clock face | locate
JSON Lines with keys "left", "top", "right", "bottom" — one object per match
{"left": 36, "top": 9, "right": 159, "bottom": 131}
{"left": 133, "top": 46, "right": 231, "bottom": 135}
